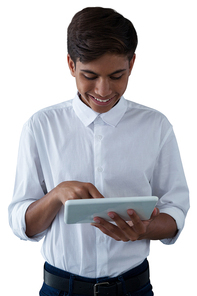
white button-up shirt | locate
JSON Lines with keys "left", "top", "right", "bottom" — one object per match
{"left": 8, "top": 94, "right": 189, "bottom": 278}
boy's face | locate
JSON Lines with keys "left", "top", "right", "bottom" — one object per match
{"left": 68, "top": 53, "right": 135, "bottom": 113}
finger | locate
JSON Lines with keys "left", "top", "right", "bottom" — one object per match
{"left": 127, "top": 209, "right": 146, "bottom": 235}
{"left": 68, "top": 186, "right": 92, "bottom": 200}
{"left": 91, "top": 217, "right": 129, "bottom": 242}
{"left": 86, "top": 183, "right": 104, "bottom": 199}
{"left": 108, "top": 212, "right": 139, "bottom": 241}
{"left": 91, "top": 222, "right": 122, "bottom": 241}
{"left": 71, "top": 182, "right": 104, "bottom": 200}
{"left": 150, "top": 207, "right": 160, "bottom": 219}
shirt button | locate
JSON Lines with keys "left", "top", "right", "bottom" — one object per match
{"left": 96, "top": 135, "right": 103, "bottom": 141}
{"left": 97, "top": 167, "right": 103, "bottom": 172}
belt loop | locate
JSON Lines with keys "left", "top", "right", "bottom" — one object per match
{"left": 69, "top": 274, "right": 75, "bottom": 296}
{"left": 118, "top": 275, "right": 127, "bottom": 295}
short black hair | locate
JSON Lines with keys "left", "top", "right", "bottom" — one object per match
{"left": 67, "top": 7, "right": 138, "bottom": 64}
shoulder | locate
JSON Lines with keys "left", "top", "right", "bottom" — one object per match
{"left": 126, "top": 99, "right": 165, "bottom": 117}
{"left": 123, "top": 99, "right": 173, "bottom": 140}
{"left": 125, "top": 99, "right": 171, "bottom": 125}
{"left": 32, "top": 99, "right": 73, "bottom": 121}
{"left": 24, "top": 99, "right": 74, "bottom": 130}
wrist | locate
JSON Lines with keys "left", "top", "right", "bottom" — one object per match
{"left": 52, "top": 185, "right": 65, "bottom": 206}
{"left": 140, "top": 213, "right": 178, "bottom": 241}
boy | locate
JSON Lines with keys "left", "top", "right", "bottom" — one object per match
{"left": 8, "top": 7, "right": 189, "bottom": 296}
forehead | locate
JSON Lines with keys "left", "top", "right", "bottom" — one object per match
{"left": 76, "top": 54, "right": 129, "bottom": 74}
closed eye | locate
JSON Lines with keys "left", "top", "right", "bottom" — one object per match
{"left": 84, "top": 75, "right": 123, "bottom": 81}
{"left": 81, "top": 69, "right": 126, "bottom": 81}
{"left": 110, "top": 75, "right": 123, "bottom": 80}
{"left": 83, "top": 75, "right": 98, "bottom": 80}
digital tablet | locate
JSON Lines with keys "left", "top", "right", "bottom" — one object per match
{"left": 64, "top": 196, "right": 158, "bottom": 224}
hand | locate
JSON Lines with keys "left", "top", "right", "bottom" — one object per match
{"left": 55, "top": 181, "right": 104, "bottom": 205}
{"left": 91, "top": 208, "right": 160, "bottom": 242}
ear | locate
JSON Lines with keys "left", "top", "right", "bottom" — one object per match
{"left": 67, "top": 54, "right": 76, "bottom": 77}
{"left": 129, "top": 54, "right": 136, "bottom": 75}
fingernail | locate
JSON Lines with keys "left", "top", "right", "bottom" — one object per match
{"left": 93, "top": 218, "right": 100, "bottom": 224}
{"left": 127, "top": 209, "right": 134, "bottom": 215}
{"left": 108, "top": 212, "right": 115, "bottom": 219}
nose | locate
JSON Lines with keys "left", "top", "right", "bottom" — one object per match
{"left": 94, "top": 78, "right": 112, "bottom": 98}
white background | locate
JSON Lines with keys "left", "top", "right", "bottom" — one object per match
{"left": 1, "top": 0, "right": 196, "bottom": 295}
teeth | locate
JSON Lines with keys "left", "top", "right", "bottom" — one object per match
{"left": 94, "top": 97, "right": 110, "bottom": 103}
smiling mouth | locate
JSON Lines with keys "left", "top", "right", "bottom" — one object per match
{"left": 89, "top": 95, "right": 115, "bottom": 104}
{"left": 94, "top": 97, "right": 111, "bottom": 102}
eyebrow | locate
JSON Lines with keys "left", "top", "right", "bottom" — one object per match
{"left": 80, "top": 69, "right": 126, "bottom": 76}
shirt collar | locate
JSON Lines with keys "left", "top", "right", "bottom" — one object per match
{"left": 73, "top": 93, "right": 127, "bottom": 127}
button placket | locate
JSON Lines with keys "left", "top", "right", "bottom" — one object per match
{"left": 93, "top": 117, "right": 108, "bottom": 277}
{"left": 94, "top": 117, "right": 104, "bottom": 194}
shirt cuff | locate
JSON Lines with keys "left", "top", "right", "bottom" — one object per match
{"left": 158, "top": 207, "right": 185, "bottom": 245}
{"left": 9, "top": 200, "right": 46, "bottom": 242}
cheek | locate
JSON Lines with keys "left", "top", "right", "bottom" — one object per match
{"left": 76, "top": 78, "right": 94, "bottom": 94}
{"left": 114, "top": 79, "right": 129, "bottom": 94}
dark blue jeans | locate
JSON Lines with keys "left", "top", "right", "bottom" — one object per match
{"left": 40, "top": 260, "right": 153, "bottom": 296}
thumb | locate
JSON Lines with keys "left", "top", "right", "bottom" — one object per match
{"left": 150, "top": 207, "right": 160, "bottom": 220}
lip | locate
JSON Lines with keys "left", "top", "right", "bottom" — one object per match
{"left": 88, "top": 94, "right": 116, "bottom": 106}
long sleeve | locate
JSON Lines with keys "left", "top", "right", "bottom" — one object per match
{"left": 8, "top": 122, "right": 47, "bottom": 241}
{"left": 150, "top": 126, "right": 190, "bottom": 244}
